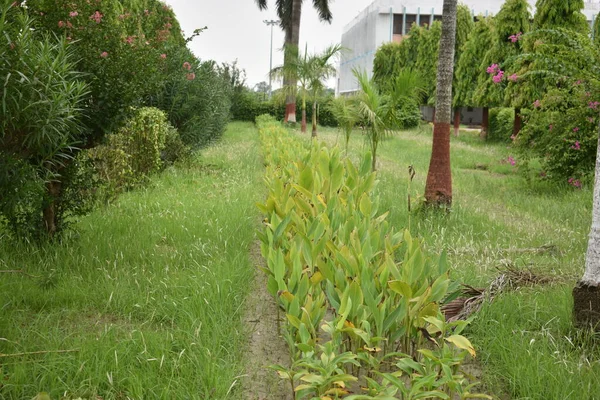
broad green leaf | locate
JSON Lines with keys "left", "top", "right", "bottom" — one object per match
{"left": 445, "top": 334, "right": 476, "bottom": 357}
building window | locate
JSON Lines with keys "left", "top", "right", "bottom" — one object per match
{"left": 393, "top": 14, "right": 418, "bottom": 35}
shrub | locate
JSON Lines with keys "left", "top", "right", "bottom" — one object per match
{"left": 152, "top": 57, "right": 232, "bottom": 149}
{"left": 86, "top": 107, "right": 173, "bottom": 201}
{"left": 489, "top": 108, "right": 515, "bottom": 142}
{"left": 162, "top": 125, "right": 192, "bottom": 166}
{"left": 397, "top": 100, "right": 422, "bottom": 129}
{"left": 0, "top": 2, "right": 89, "bottom": 239}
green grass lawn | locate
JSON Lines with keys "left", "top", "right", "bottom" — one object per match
{"left": 302, "top": 123, "right": 596, "bottom": 399}
{"left": 0, "top": 122, "right": 263, "bottom": 399}
{"left": 2, "top": 120, "right": 597, "bottom": 400}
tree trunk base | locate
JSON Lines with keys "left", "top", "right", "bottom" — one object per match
{"left": 425, "top": 122, "right": 452, "bottom": 206}
{"left": 285, "top": 103, "right": 297, "bottom": 124}
{"left": 573, "top": 281, "right": 600, "bottom": 328}
{"left": 453, "top": 109, "right": 460, "bottom": 137}
{"left": 301, "top": 109, "right": 307, "bottom": 133}
{"left": 480, "top": 107, "right": 489, "bottom": 140}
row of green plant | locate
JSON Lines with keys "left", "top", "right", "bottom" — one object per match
{"left": 0, "top": 0, "right": 233, "bottom": 240}
{"left": 255, "top": 115, "right": 490, "bottom": 399}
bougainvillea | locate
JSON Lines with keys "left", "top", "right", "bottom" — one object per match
{"left": 512, "top": 29, "right": 600, "bottom": 183}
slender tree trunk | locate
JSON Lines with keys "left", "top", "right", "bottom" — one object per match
{"left": 311, "top": 100, "right": 317, "bottom": 137}
{"left": 301, "top": 95, "right": 307, "bottom": 133}
{"left": 425, "top": 0, "right": 457, "bottom": 206}
{"left": 480, "top": 107, "right": 489, "bottom": 140}
{"left": 284, "top": 0, "right": 301, "bottom": 124}
{"left": 42, "top": 180, "right": 62, "bottom": 237}
{"left": 372, "top": 142, "right": 377, "bottom": 172}
{"left": 513, "top": 107, "right": 522, "bottom": 137}
{"left": 453, "top": 108, "right": 460, "bottom": 137}
{"left": 574, "top": 120, "right": 600, "bottom": 327}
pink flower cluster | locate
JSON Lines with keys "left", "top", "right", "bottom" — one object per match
{"left": 487, "top": 64, "right": 504, "bottom": 84}
{"left": 183, "top": 62, "right": 192, "bottom": 71}
{"left": 90, "top": 11, "right": 103, "bottom": 23}
{"left": 186, "top": 73, "right": 196, "bottom": 81}
{"left": 568, "top": 178, "right": 582, "bottom": 189}
{"left": 589, "top": 101, "right": 600, "bottom": 110}
{"left": 573, "top": 127, "right": 580, "bottom": 132}
{"left": 160, "top": 53, "right": 167, "bottom": 59}
{"left": 100, "top": 51, "right": 108, "bottom": 58}
{"left": 508, "top": 73, "right": 518, "bottom": 82}
{"left": 508, "top": 32, "right": 523, "bottom": 43}
{"left": 69, "top": 11, "right": 78, "bottom": 17}
{"left": 533, "top": 100, "right": 541, "bottom": 108}
{"left": 571, "top": 141, "right": 581, "bottom": 150}
{"left": 508, "top": 156, "right": 516, "bottom": 166}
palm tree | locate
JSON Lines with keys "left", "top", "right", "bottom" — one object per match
{"left": 328, "top": 96, "right": 359, "bottom": 154}
{"left": 352, "top": 69, "right": 398, "bottom": 172}
{"left": 424, "top": 0, "right": 458, "bottom": 206}
{"left": 306, "top": 44, "right": 342, "bottom": 137}
{"left": 272, "top": 44, "right": 341, "bottom": 135}
{"left": 255, "top": 0, "right": 333, "bottom": 123}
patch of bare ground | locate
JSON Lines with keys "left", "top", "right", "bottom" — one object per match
{"left": 242, "top": 240, "right": 293, "bottom": 400}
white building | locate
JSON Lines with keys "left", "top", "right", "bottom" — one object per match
{"left": 337, "top": 0, "right": 600, "bottom": 96}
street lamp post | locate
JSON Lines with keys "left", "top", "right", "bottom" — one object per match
{"left": 264, "top": 19, "right": 278, "bottom": 100}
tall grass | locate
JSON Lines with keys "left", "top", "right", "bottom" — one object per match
{"left": 0, "top": 122, "right": 262, "bottom": 399}
{"left": 303, "top": 124, "right": 595, "bottom": 399}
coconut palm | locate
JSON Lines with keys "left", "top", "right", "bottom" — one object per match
{"left": 272, "top": 44, "right": 341, "bottom": 135}
{"left": 255, "top": 0, "right": 333, "bottom": 123}
{"left": 424, "top": 0, "right": 458, "bottom": 206}
{"left": 352, "top": 69, "right": 398, "bottom": 172}
{"left": 328, "top": 96, "right": 359, "bottom": 154}
{"left": 306, "top": 44, "right": 342, "bottom": 137}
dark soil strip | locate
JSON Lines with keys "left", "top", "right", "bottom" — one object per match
{"left": 242, "top": 240, "right": 293, "bottom": 400}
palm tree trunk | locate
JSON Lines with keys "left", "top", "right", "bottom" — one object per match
{"left": 480, "top": 107, "right": 489, "bottom": 140}
{"left": 372, "top": 141, "right": 377, "bottom": 172}
{"left": 453, "top": 108, "right": 460, "bottom": 137}
{"left": 311, "top": 100, "right": 317, "bottom": 137}
{"left": 574, "top": 120, "right": 600, "bottom": 327}
{"left": 425, "top": 0, "right": 457, "bottom": 206}
{"left": 301, "top": 95, "right": 307, "bottom": 133}
{"left": 284, "top": 0, "right": 302, "bottom": 124}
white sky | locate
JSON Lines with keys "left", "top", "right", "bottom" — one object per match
{"left": 165, "top": 0, "right": 371, "bottom": 89}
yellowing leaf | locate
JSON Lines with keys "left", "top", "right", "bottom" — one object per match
{"left": 278, "top": 290, "right": 294, "bottom": 302}
{"left": 310, "top": 271, "right": 324, "bottom": 285}
{"left": 445, "top": 335, "right": 476, "bottom": 357}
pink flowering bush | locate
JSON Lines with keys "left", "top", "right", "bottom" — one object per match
{"left": 26, "top": 0, "right": 186, "bottom": 135}
{"left": 514, "top": 82, "right": 598, "bottom": 182}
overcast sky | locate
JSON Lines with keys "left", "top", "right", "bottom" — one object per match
{"left": 165, "top": 0, "right": 371, "bottom": 89}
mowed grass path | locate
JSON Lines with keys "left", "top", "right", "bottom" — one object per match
{"left": 0, "top": 122, "right": 262, "bottom": 399}
{"left": 304, "top": 125, "right": 596, "bottom": 399}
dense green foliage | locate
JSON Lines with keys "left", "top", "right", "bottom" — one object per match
{"left": 454, "top": 17, "right": 493, "bottom": 108}
{"left": 0, "top": 0, "right": 233, "bottom": 239}
{"left": 416, "top": 21, "right": 442, "bottom": 105}
{"left": 488, "top": 108, "right": 515, "bottom": 141}
{"left": 231, "top": 92, "right": 338, "bottom": 127}
{"left": 0, "top": 3, "right": 90, "bottom": 238}
{"left": 534, "top": 0, "right": 589, "bottom": 33}
{"left": 85, "top": 107, "right": 176, "bottom": 201}
{"left": 474, "top": 0, "right": 531, "bottom": 108}
{"left": 512, "top": 29, "right": 600, "bottom": 182}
